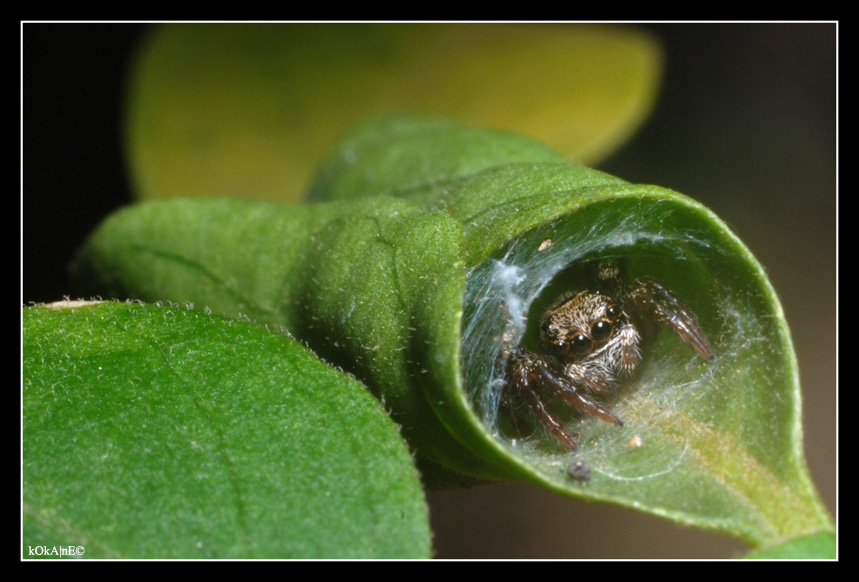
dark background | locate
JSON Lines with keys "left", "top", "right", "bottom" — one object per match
{"left": 23, "top": 23, "right": 836, "bottom": 558}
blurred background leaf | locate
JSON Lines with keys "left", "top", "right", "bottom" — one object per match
{"left": 125, "top": 24, "right": 661, "bottom": 202}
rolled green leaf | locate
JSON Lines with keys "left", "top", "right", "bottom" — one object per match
{"left": 74, "top": 116, "right": 832, "bottom": 549}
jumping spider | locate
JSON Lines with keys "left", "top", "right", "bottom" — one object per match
{"left": 504, "top": 259, "right": 714, "bottom": 451}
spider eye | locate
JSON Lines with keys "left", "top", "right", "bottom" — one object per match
{"left": 569, "top": 334, "right": 593, "bottom": 355}
{"left": 591, "top": 320, "right": 613, "bottom": 341}
{"left": 605, "top": 304, "right": 620, "bottom": 320}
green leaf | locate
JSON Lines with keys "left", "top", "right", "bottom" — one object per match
{"left": 126, "top": 23, "right": 661, "bottom": 203}
{"left": 742, "top": 532, "right": 836, "bottom": 559}
{"left": 75, "top": 116, "right": 832, "bottom": 549}
{"left": 23, "top": 300, "right": 430, "bottom": 559}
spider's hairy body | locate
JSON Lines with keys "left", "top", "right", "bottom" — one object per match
{"left": 503, "top": 260, "right": 713, "bottom": 451}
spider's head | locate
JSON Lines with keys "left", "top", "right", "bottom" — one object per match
{"left": 539, "top": 291, "right": 628, "bottom": 364}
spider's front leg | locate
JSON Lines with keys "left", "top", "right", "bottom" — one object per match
{"left": 628, "top": 277, "right": 714, "bottom": 361}
{"left": 506, "top": 348, "right": 622, "bottom": 451}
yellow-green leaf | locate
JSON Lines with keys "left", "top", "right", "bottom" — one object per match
{"left": 126, "top": 23, "right": 661, "bottom": 203}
